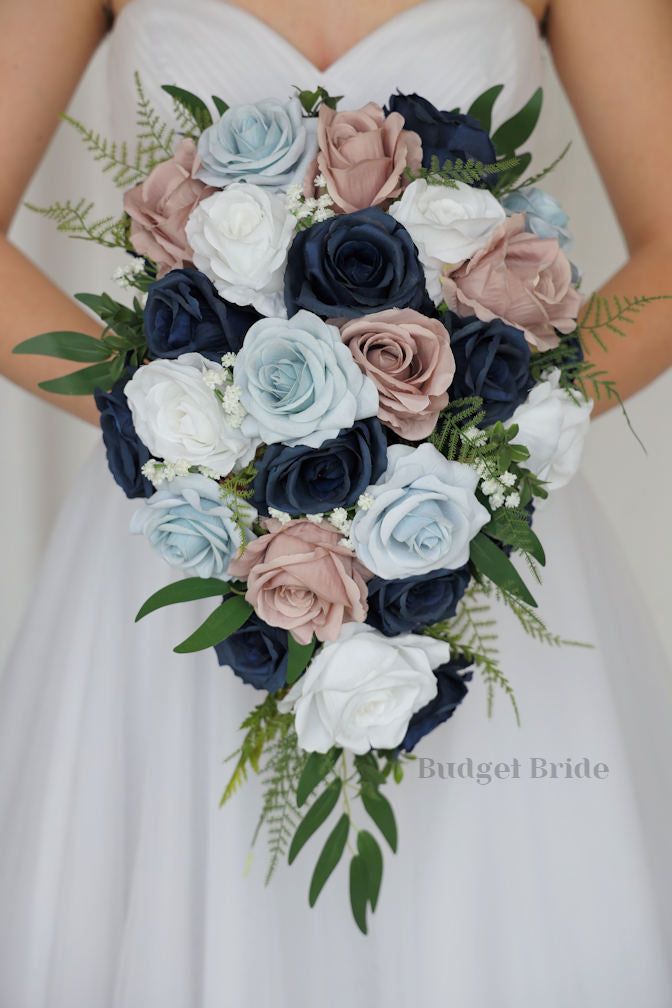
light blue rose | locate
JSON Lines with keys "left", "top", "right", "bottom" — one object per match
{"left": 235, "top": 310, "right": 379, "bottom": 448}
{"left": 350, "top": 444, "right": 490, "bottom": 580}
{"left": 130, "top": 474, "right": 256, "bottom": 579}
{"left": 502, "top": 186, "right": 573, "bottom": 251}
{"left": 195, "top": 98, "right": 316, "bottom": 189}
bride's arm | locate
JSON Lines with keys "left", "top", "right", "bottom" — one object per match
{"left": 0, "top": 0, "right": 110, "bottom": 424}
{"left": 547, "top": 0, "right": 672, "bottom": 415}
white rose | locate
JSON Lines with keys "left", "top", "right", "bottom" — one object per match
{"left": 388, "top": 178, "right": 505, "bottom": 304}
{"left": 125, "top": 353, "right": 261, "bottom": 477}
{"left": 185, "top": 183, "right": 295, "bottom": 316}
{"left": 279, "top": 623, "right": 450, "bottom": 754}
{"left": 511, "top": 368, "right": 593, "bottom": 491}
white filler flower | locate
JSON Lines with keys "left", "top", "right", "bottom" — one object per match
{"left": 511, "top": 368, "right": 593, "bottom": 491}
{"left": 279, "top": 623, "right": 451, "bottom": 754}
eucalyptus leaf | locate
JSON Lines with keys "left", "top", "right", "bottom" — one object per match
{"left": 135, "top": 578, "right": 234, "bottom": 622}
{"left": 212, "top": 95, "right": 229, "bottom": 116}
{"left": 357, "top": 830, "right": 383, "bottom": 912}
{"left": 470, "top": 531, "right": 538, "bottom": 607}
{"left": 361, "top": 788, "right": 398, "bottom": 853}
{"left": 308, "top": 813, "right": 349, "bottom": 907}
{"left": 467, "top": 84, "right": 504, "bottom": 134}
{"left": 296, "top": 748, "right": 341, "bottom": 807}
{"left": 13, "top": 331, "right": 111, "bottom": 363}
{"left": 485, "top": 514, "right": 546, "bottom": 566}
{"left": 286, "top": 634, "right": 316, "bottom": 685}
{"left": 162, "top": 85, "right": 213, "bottom": 131}
{"left": 492, "top": 87, "right": 543, "bottom": 155}
{"left": 288, "top": 778, "right": 342, "bottom": 864}
{"left": 349, "top": 855, "right": 369, "bottom": 934}
{"left": 38, "top": 358, "right": 122, "bottom": 396}
{"left": 173, "top": 596, "right": 253, "bottom": 654}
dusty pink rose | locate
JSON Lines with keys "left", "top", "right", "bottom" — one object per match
{"left": 228, "top": 519, "right": 371, "bottom": 645}
{"left": 305, "top": 102, "right": 422, "bottom": 214}
{"left": 441, "top": 213, "right": 583, "bottom": 351}
{"left": 340, "top": 308, "right": 455, "bottom": 440}
{"left": 123, "top": 139, "right": 213, "bottom": 276}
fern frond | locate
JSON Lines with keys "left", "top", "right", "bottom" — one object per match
{"left": 426, "top": 585, "right": 520, "bottom": 723}
{"left": 253, "top": 726, "right": 306, "bottom": 885}
{"left": 494, "top": 586, "right": 592, "bottom": 651}
{"left": 405, "top": 155, "right": 521, "bottom": 190}
{"left": 61, "top": 114, "right": 148, "bottom": 187}
{"left": 219, "top": 463, "right": 257, "bottom": 554}
{"left": 25, "top": 199, "right": 131, "bottom": 249}
{"left": 134, "top": 71, "right": 176, "bottom": 166}
{"left": 578, "top": 293, "right": 672, "bottom": 352}
{"left": 503, "top": 141, "right": 572, "bottom": 193}
{"left": 221, "top": 695, "right": 288, "bottom": 806}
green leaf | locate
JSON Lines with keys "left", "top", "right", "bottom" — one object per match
{"left": 485, "top": 513, "right": 546, "bottom": 566}
{"left": 492, "top": 87, "right": 543, "bottom": 155}
{"left": 361, "top": 788, "right": 398, "bottom": 853}
{"left": 469, "top": 531, "right": 538, "bottom": 607}
{"left": 135, "top": 578, "right": 234, "bottom": 622}
{"left": 308, "top": 813, "right": 349, "bottom": 907}
{"left": 37, "top": 358, "right": 122, "bottom": 396}
{"left": 296, "top": 748, "right": 341, "bottom": 807}
{"left": 212, "top": 95, "right": 229, "bottom": 116}
{"left": 354, "top": 752, "right": 386, "bottom": 788}
{"left": 467, "top": 84, "right": 504, "bottom": 134}
{"left": 357, "top": 830, "right": 383, "bottom": 912}
{"left": 349, "top": 855, "right": 369, "bottom": 934}
{"left": 173, "top": 596, "right": 253, "bottom": 654}
{"left": 286, "top": 634, "right": 316, "bottom": 685}
{"left": 288, "top": 778, "right": 342, "bottom": 864}
{"left": 13, "top": 331, "right": 111, "bottom": 363}
{"left": 161, "top": 85, "right": 213, "bottom": 131}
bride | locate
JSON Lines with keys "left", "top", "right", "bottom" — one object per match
{"left": 1, "top": 0, "right": 671, "bottom": 1004}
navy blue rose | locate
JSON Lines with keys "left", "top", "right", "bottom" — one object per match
{"left": 446, "top": 313, "right": 532, "bottom": 426}
{"left": 366, "top": 566, "right": 471, "bottom": 637}
{"left": 386, "top": 93, "right": 496, "bottom": 177}
{"left": 400, "top": 656, "right": 473, "bottom": 752}
{"left": 214, "top": 608, "right": 289, "bottom": 692}
{"left": 253, "top": 418, "right": 388, "bottom": 517}
{"left": 94, "top": 375, "right": 152, "bottom": 499}
{"left": 144, "top": 267, "right": 261, "bottom": 360}
{"left": 284, "top": 207, "right": 431, "bottom": 320}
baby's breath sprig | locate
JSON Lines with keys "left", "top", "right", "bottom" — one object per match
{"left": 286, "top": 179, "right": 336, "bottom": 229}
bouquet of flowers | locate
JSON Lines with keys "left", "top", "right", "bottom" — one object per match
{"left": 15, "top": 77, "right": 655, "bottom": 932}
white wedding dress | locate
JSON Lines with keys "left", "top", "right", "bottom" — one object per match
{"left": 1, "top": 0, "right": 671, "bottom": 1004}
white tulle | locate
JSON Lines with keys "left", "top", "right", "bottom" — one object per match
{"left": 1, "top": 1, "right": 671, "bottom": 1004}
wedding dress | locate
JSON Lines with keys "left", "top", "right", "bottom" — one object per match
{"left": 1, "top": 0, "right": 671, "bottom": 1004}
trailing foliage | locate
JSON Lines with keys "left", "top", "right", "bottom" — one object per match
{"left": 221, "top": 694, "right": 290, "bottom": 806}
{"left": 425, "top": 585, "right": 520, "bottom": 722}
{"left": 253, "top": 723, "right": 307, "bottom": 885}
{"left": 24, "top": 200, "right": 132, "bottom": 250}
{"left": 502, "top": 141, "right": 572, "bottom": 194}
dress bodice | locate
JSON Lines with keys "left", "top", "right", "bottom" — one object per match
{"left": 107, "top": 0, "right": 543, "bottom": 139}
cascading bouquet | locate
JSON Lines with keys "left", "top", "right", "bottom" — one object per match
{"left": 15, "top": 77, "right": 659, "bottom": 932}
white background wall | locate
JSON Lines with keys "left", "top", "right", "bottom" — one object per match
{"left": 0, "top": 42, "right": 670, "bottom": 668}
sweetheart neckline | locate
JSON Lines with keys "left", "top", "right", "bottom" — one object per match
{"left": 112, "top": 0, "right": 541, "bottom": 79}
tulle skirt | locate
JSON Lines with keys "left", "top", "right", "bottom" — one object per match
{"left": 1, "top": 445, "right": 671, "bottom": 1007}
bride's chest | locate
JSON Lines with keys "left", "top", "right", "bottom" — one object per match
{"left": 107, "top": 0, "right": 544, "bottom": 133}
{"left": 110, "top": 0, "right": 545, "bottom": 74}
